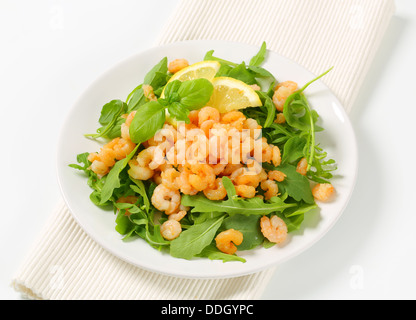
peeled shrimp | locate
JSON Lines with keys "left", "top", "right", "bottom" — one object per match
{"left": 296, "top": 157, "right": 308, "bottom": 176}
{"left": 312, "top": 183, "right": 335, "bottom": 202}
{"left": 268, "top": 170, "right": 286, "bottom": 182}
{"left": 215, "top": 229, "right": 244, "bottom": 255}
{"left": 142, "top": 84, "right": 157, "bottom": 101}
{"left": 272, "top": 81, "right": 298, "bottom": 112}
{"left": 260, "top": 215, "right": 288, "bottom": 244}
{"left": 168, "top": 209, "right": 187, "bottom": 222}
{"left": 161, "top": 168, "right": 180, "bottom": 191}
{"left": 120, "top": 111, "right": 136, "bottom": 140}
{"left": 88, "top": 137, "right": 136, "bottom": 178}
{"left": 160, "top": 220, "right": 182, "bottom": 240}
{"left": 151, "top": 184, "right": 181, "bottom": 214}
{"left": 260, "top": 180, "right": 279, "bottom": 200}
{"left": 203, "top": 178, "right": 227, "bottom": 200}
{"left": 235, "top": 184, "right": 256, "bottom": 199}
{"left": 168, "top": 58, "right": 189, "bottom": 74}
{"left": 198, "top": 106, "right": 220, "bottom": 126}
{"left": 187, "top": 164, "right": 216, "bottom": 191}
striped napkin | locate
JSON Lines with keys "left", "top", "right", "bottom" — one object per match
{"left": 12, "top": 0, "right": 395, "bottom": 300}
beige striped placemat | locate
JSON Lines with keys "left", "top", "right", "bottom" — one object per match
{"left": 12, "top": 0, "right": 395, "bottom": 300}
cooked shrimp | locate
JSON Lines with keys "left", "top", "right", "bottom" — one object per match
{"left": 221, "top": 163, "right": 243, "bottom": 176}
{"left": 254, "top": 138, "right": 272, "bottom": 163}
{"left": 215, "top": 229, "right": 243, "bottom": 255}
{"left": 312, "top": 183, "right": 335, "bottom": 202}
{"left": 243, "top": 118, "right": 262, "bottom": 139}
{"left": 221, "top": 111, "right": 246, "bottom": 130}
{"left": 120, "top": 111, "right": 136, "bottom": 140}
{"left": 151, "top": 184, "right": 181, "bottom": 214}
{"left": 168, "top": 209, "right": 187, "bottom": 222}
{"left": 231, "top": 167, "right": 260, "bottom": 188}
{"left": 271, "top": 145, "right": 282, "bottom": 167}
{"left": 235, "top": 184, "right": 256, "bottom": 198}
{"left": 296, "top": 157, "right": 308, "bottom": 176}
{"left": 161, "top": 168, "right": 180, "bottom": 191}
{"left": 272, "top": 81, "right": 298, "bottom": 111}
{"left": 142, "top": 84, "right": 157, "bottom": 101}
{"left": 274, "top": 113, "right": 286, "bottom": 124}
{"left": 112, "top": 138, "right": 136, "bottom": 160}
{"left": 198, "top": 106, "right": 220, "bottom": 126}
{"left": 260, "top": 215, "right": 288, "bottom": 244}
{"left": 175, "top": 170, "right": 199, "bottom": 195}
{"left": 188, "top": 110, "right": 200, "bottom": 126}
{"left": 128, "top": 158, "right": 154, "bottom": 180}
{"left": 203, "top": 178, "right": 227, "bottom": 200}
{"left": 88, "top": 137, "right": 136, "bottom": 177}
{"left": 160, "top": 220, "right": 182, "bottom": 240}
{"left": 268, "top": 170, "right": 286, "bottom": 182}
{"left": 187, "top": 163, "right": 216, "bottom": 191}
{"left": 168, "top": 58, "right": 189, "bottom": 74}
{"left": 90, "top": 160, "right": 109, "bottom": 178}
{"left": 260, "top": 179, "right": 278, "bottom": 200}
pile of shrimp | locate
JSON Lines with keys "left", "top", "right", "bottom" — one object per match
{"left": 87, "top": 62, "right": 335, "bottom": 254}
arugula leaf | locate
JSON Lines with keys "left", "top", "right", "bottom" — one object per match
{"left": 227, "top": 62, "right": 257, "bottom": 84}
{"left": 282, "top": 136, "right": 307, "bottom": 164}
{"left": 182, "top": 177, "right": 296, "bottom": 215}
{"left": 143, "top": 57, "right": 168, "bottom": 89}
{"left": 267, "top": 163, "right": 315, "bottom": 204}
{"left": 222, "top": 214, "right": 263, "bottom": 250}
{"left": 99, "top": 144, "right": 139, "bottom": 204}
{"left": 170, "top": 215, "right": 225, "bottom": 259}
{"left": 196, "top": 244, "right": 246, "bottom": 263}
{"left": 249, "top": 41, "right": 267, "bottom": 67}
{"left": 256, "top": 91, "right": 275, "bottom": 128}
{"left": 129, "top": 100, "right": 166, "bottom": 144}
{"left": 283, "top": 67, "right": 336, "bottom": 182}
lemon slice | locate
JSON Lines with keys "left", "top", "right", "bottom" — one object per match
{"left": 207, "top": 77, "right": 262, "bottom": 113}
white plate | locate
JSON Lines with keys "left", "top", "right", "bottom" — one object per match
{"left": 56, "top": 40, "right": 358, "bottom": 279}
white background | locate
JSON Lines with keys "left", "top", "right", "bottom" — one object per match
{"left": 1, "top": 0, "right": 415, "bottom": 300}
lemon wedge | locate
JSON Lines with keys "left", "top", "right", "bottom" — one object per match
{"left": 168, "top": 60, "right": 221, "bottom": 83}
{"left": 207, "top": 77, "right": 262, "bottom": 113}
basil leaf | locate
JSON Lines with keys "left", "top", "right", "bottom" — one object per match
{"left": 249, "top": 41, "right": 267, "bottom": 67}
{"left": 170, "top": 215, "right": 225, "bottom": 260}
{"left": 167, "top": 102, "right": 190, "bottom": 123}
{"left": 129, "top": 101, "right": 166, "bottom": 144}
{"left": 163, "top": 80, "right": 182, "bottom": 101}
{"left": 177, "top": 78, "right": 213, "bottom": 110}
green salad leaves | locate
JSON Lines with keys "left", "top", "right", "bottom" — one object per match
{"left": 70, "top": 42, "right": 337, "bottom": 263}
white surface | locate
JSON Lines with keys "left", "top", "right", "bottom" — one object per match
{"left": 57, "top": 39, "right": 357, "bottom": 279}
{"left": 1, "top": 0, "right": 415, "bottom": 299}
